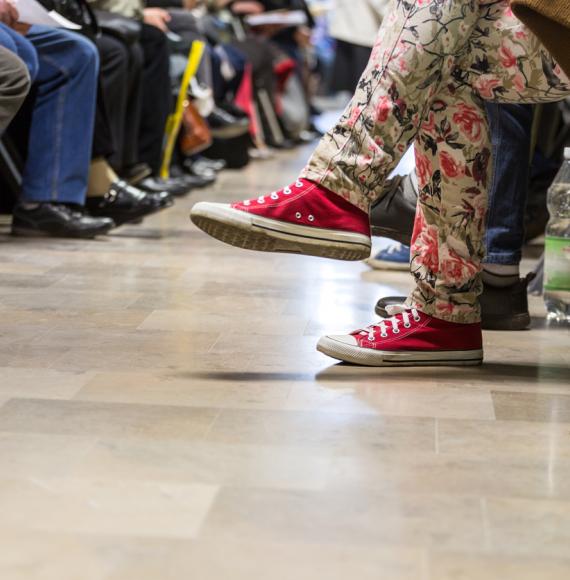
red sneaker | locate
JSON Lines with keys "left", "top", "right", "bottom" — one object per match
{"left": 317, "top": 309, "right": 483, "bottom": 366}
{"left": 190, "top": 178, "right": 371, "bottom": 261}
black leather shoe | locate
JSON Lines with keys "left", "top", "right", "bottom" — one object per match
{"left": 119, "top": 163, "right": 152, "bottom": 185}
{"left": 85, "top": 180, "right": 173, "bottom": 226}
{"left": 375, "top": 275, "right": 534, "bottom": 331}
{"left": 207, "top": 107, "right": 250, "bottom": 139}
{"left": 139, "top": 176, "right": 192, "bottom": 197}
{"left": 194, "top": 157, "right": 226, "bottom": 173}
{"left": 12, "top": 203, "right": 114, "bottom": 239}
{"left": 182, "top": 159, "right": 217, "bottom": 183}
{"left": 370, "top": 173, "right": 417, "bottom": 246}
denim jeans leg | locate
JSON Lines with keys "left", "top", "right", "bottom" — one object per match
{"left": 20, "top": 26, "right": 99, "bottom": 205}
{"left": 483, "top": 103, "right": 534, "bottom": 266}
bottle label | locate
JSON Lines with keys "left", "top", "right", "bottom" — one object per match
{"left": 544, "top": 236, "right": 570, "bottom": 291}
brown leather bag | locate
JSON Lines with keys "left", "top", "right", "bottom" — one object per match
{"left": 179, "top": 99, "right": 212, "bottom": 156}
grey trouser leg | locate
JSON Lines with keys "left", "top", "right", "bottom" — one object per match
{"left": 0, "top": 46, "right": 30, "bottom": 134}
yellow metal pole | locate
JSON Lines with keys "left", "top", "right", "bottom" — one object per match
{"left": 160, "top": 40, "right": 206, "bottom": 180}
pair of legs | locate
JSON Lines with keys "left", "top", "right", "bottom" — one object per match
{"left": 0, "top": 45, "right": 30, "bottom": 134}
{"left": 302, "top": 0, "right": 569, "bottom": 323}
{"left": 192, "top": 0, "right": 570, "bottom": 365}
{"left": 0, "top": 24, "right": 116, "bottom": 238}
{"left": 137, "top": 23, "right": 171, "bottom": 175}
{"left": 94, "top": 32, "right": 143, "bottom": 174}
{"left": 0, "top": 24, "right": 98, "bottom": 205}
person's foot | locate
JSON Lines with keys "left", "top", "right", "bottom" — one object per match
{"left": 190, "top": 178, "right": 372, "bottom": 261}
{"left": 195, "top": 157, "right": 226, "bottom": 173}
{"left": 12, "top": 203, "right": 114, "bottom": 239}
{"left": 85, "top": 180, "right": 173, "bottom": 226}
{"left": 370, "top": 173, "right": 417, "bottom": 246}
{"left": 375, "top": 275, "right": 534, "bottom": 331}
{"left": 119, "top": 163, "right": 152, "bottom": 185}
{"left": 317, "top": 309, "right": 483, "bottom": 366}
{"left": 139, "top": 177, "right": 192, "bottom": 197}
{"left": 366, "top": 242, "right": 410, "bottom": 271}
{"left": 177, "top": 162, "right": 217, "bottom": 187}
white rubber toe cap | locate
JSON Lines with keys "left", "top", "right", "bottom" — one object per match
{"left": 323, "top": 335, "right": 358, "bottom": 346}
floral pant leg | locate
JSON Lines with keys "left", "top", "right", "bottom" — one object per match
{"left": 302, "top": 0, "right": 481, "bottom": 211}
{"left": 302, "top": 0, "right": 570, "bottom": 323}
{"left": 408, "top": 1, "right": 570, "bottom": 323}
{"left": 408, "top": 83, "right": 491, "bottom": 322}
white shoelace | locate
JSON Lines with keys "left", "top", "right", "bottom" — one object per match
{"left": 243, "top": 180, "right": 304, "bottom": 206}
{"left": 359, "top": 308, "right": 421, "bottom": 340}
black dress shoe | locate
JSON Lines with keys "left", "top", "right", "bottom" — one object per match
{"left": 85, "top": 180, "right": 173, "bottom": 226}
{"left": 138, "top": 176, "right": 192, "bottom": 197}
{"left": 375, "top": 276, "right": 533, "bottom": 331}
{"left": 181, "top": 159, "right": 217, "bottom": 183}
{"left": 370, "top": 173, "right": 417, "bottom": 246}
{"left": 12, "top": 203, "right": 114, "bottom": 239}
{"left": 193, "top": 156, "right": 226, "bottom": 173}
{"left": 207, "top": 107, "right": 250, "bottom": 139}
{"left": 119, "top": 163, "right": 152, "bottom": 185}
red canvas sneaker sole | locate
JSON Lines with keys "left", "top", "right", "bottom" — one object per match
{"left": 317, "top": 335, "right": 483, "bottom": 367}
{"left": 191, "top": 202, "right": 372, "bottom": 261}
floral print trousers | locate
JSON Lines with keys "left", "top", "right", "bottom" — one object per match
{"left": 302, "top": 0, "right": 570, "bottom": 323}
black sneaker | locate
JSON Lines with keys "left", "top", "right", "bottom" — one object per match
{"left": 86, "top": 180, "right": 173, "bottom": 226}
{"left": 479, "top": 274, "right": 534, "bottom": 330}
{"left": 370, "top": 173, "right": 417, "bottom": 246}
{"left": 375, "top": 275, "right": 534, "bottom": 331}
{"left": 12, "top": 203, "right": 114, "bottom": 239}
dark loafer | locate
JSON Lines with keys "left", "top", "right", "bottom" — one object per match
{"left": 12, "top": 203, "right": 114, "bottom": 239}
{"left": 86, "top": 180, "right": 173, "bottom": 226}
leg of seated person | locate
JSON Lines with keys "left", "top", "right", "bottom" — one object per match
{"left": 138, "top": 23, "right": 170, "bottom": 175}
{"left": 191, "top": 0, "right": 570, "bottom": 366}
{"left": 21, "top": 26, "right": 99, "bottom": 205}
{"left": 0, "top": 46, "right": 31, "bottom": 134}
{"left": 95, "top": 33, "right": 142, "bottom": 173}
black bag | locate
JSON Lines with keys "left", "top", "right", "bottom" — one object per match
{"left": 95, "top": 11, "right": 142, "bottom": 45}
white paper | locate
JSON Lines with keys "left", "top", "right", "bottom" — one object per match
{"left": 246, "top": 10, "right": 307, "bottom": 27}
{"left": 15, "top": 0, "right": 82, "bottom": 29}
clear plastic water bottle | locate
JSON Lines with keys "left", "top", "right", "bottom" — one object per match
{"left": 544, "top": 147, "right": 570, "bottom": 324}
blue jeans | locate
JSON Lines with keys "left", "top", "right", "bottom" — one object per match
{"left": 484, "top": 103, "right": 534, "bottom": 266}
{"left": 0, "top": 24, "right": 98, "bottom": 204}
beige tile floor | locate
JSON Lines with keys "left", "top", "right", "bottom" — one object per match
{"left": 0, "top": 146, "right": 569, "bottom": 580}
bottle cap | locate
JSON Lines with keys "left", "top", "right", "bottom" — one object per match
{"left": 565, "top": 147, "right": 570, "bottom": 160}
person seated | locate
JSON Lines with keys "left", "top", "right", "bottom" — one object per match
{"left": 88, "top": 31, "right": 174, "bottom": 226}
{"left": 0, "top": 2, "right": 114, "bottom": 238}
{"left": 191, "top": 0, "right": 570, "bottom": 367}
{"left": 89, "top": 0, "right": 200, "bottom": 195}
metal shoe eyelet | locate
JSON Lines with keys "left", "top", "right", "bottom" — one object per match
{"left": 295, "top": 212, "right": 302, "bottom": 219}
{"left": 308, "top": 215, "right": 315, "bottom": 222}
{"left": 413, "top": 316, "right": 421, "bottom": 323}
{"left": 392, "top": 328, "right": 400, "bottom": 334}
{"left": 380, "top": 333, "right": 388, "bottom": 338}
{"left": 295, "top": 180, "right": 303, "bottom": 187}
{"left": 283, "top": 187, "right": 292, "bottom": 195}
{"left": 404, "top": 323, "right": 411, "bottom": 329}
{"left": 270, "top": 193, "right": 279, "bottom": 200}
{"left": 257, "top": 198, "right": 265, "bottom": 204}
